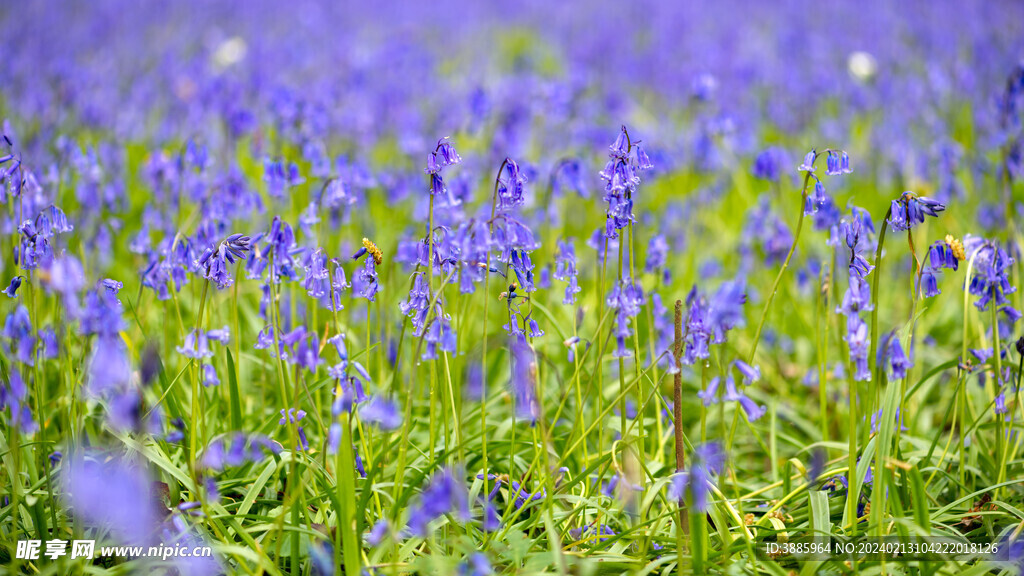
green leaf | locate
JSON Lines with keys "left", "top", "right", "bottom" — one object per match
{"left": 226, "top": 348, "right": 243, "bottom": 431}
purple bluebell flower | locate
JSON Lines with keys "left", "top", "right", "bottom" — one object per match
{"left": 733, "top": 359, "right": 761, "bottom": 384}
{"left": 496, "top": 158, "right": 527, "bottom": 211}
{"left": 798, "top": 150, "right": 818, "bottom": 173}
{"left": 407, "top": 468, "right": 470, "bottom": 536}
{"left": 838, "top": 276, "right": 874, "bottom": 316}
{"left": 264, "top": 158, "right": 304, "bottom": 198}
{"left": 197, "top": 233, "right": 252, "bottom": 289}
{"left": 202, "top": 364, "right": 220, "bottom": 387}
{"left": 360, "top": 396, "right": 402, "bottom": 431}
{"left": 844, "top": 316, "right": 871, "bottom": 382}
{"left": 2, "top": 276, "right": 22, "bottom": 298}
{"left": 1, "top": 369, "right": 36, "bottom": 434}
{"left": 554, "top": 239, "right": 580, "bottom": 305}
{"left": 723, "top": 375, "right": 766, "bottom": 421}
{"left": 509, "top": 334, "right": 539, "bottom": 423}
{"left": 510, "top": 250, "right": 536, "bottom": 293}
{"left": 423, "top": 312, "right": 457, "bottom": 360}
{"left": 964, "top": 237, "right": 1017, "bottom": 312}
{"left": 353, "top": 257, "right": 379, "bottom": 302}
{"left": 367, "top": 519, "right": 389, "bottom": 546}
{"left": 607, "top": 278, "right": 645, "bottom": 358}
{"left": 38, "top": 327, "right": 58, "bottom": 360}
{"left": 668, "top": 442, "right": 725, "bottom": 512}
{"left": 599, "top": 126, "right": 652, "bottom": 238}
{"left": 804, "top": 178, "right": 829, "bottom": 215}
{"left": 887, "top": 192, "right": 945, "bottom": 232}
{"left": 457, "top": 553, "right": 492, "bottom": 576}
{"left": 3, "top": 306, "right": 36, "bottom": 366}
{"left": 869, "top": 408, "right": 908, "bottom": 435}
{"left": 752, "top": 147, "right": 788, "bottom": 181}
{"left": 879, "top": 331, "right": 912, "bottom": 380}
{"left": 399, "top": 273, "right": 431, "bottom": 333}
{"left": 293, "top": 332, "right": 323, "bottom": 374}
{"left": 177, "top": 329, "right": 213, "bottom": 359}
{"left": 825, "top": 150, "right": 853, "bottom": 176}
{"left": 62, "top": 453, "right": 156, "bottom": 546}
{"left": 645, "top": 234, "right": 669, "bottom": 273}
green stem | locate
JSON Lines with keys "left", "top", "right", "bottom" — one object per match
{"left": 748, "top": 172, "right": 811, "bottom": 363}
{"left": 190, "top": 279, "right": 210, "bottom": 474}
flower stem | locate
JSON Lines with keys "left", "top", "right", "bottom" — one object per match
{"left": 672, "top": 300, "right": 688, "bottom": 553}
{"left": 748, "top": 172, "right": 811, "bottom": 363}
{"left": 190, "top": 278, "right": 210, "bottom": 475}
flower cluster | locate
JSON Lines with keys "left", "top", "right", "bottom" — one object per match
{"left": 599, "top": 126, "right": 653, "bottom": 238}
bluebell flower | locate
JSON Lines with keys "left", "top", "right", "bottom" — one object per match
{"left": 838, "top": 276, "right": 873, "bottom": 316}
{"left": 177, "top": 329, "right": 213, "bottom": 359}
{"left": 844, "top": 316, "right": 871, "bottom": 382}
{"left": 569, "top": 524, "right": 617, "bottom": 544}
{"left": 798, "top": 150, "right": 818, "bottom": 173}
{"left": 509, "top": 479, "right": 546, "bottom": 509}
{"left": 2, "top": 276, "right": 22, "bottom": 298}
{"left": 869, "top": 408, "right": 908, "bottom": 435}
{"left": 509, "top": 334, "right": 540, "bottom": 423}
{"left": 1, "top": 369, "right": 36, "bottom": 434}
{"left": 879, "top": 331, "right": 912, "bottom": 380}
{"left": 496, "top": 158, "right": 527, "bottom": 211}
{"left": 264, "top": 158, "right": 304, "bottom": 198}
{"left": 360, "top": 396, "right": 402, "bottom": 430}
{"left": 62, "top": 453, "right": 156, "bottom": 546}
{"left": 668, "top": 442, "right": 725, "bottom": 512}
{"left": 554, "top": 239, "right": 580, "bottom": 305}
{"left": 293, "top": 332, "right": 323, "bottom": 374}
{"left": 38, "top": 327, "right": 58, "bottom": 360}
{"left": 353, "top": 257, "right": 379, "bottom": 302}
{"left": 825, "top": 150, "right": 853, "bottom": 176}
{"left": 964, "top": 236, "right": 1017, "bottom": 311}
{"left": 367, "top": 519, "right": 389, "bottom": 546}
{"left": 841, "top": 213, "right": 874, "bottom": 280}
{"left": 996, "top": 393, "right": 1008, "bottom": 415}
{"left": 607, "top": 278, "right": 645, "bottom": 358}
{"left": 733, "top": 359, "right": 761, "bottom": 384}
{"left": 202, "top": 364, "right": 220, "bottom": 387}
{"left": 887, "top": 192, "right": 945, "bottom": 232}
{"left": 697, "top": 376, "right": 721, "bottom": 406}
{"left": 3, "top": 305, "right": 36, "bottom": 366}
{"left": 510, "top": 250, "right": 535, "bottom": 293}
{"left": 645, "top": 234, "right": 669, "bottom": 273}
{"left": 399, "top": 273, "right": 431, "bottom": 333}
{"left": 423, "top": 312, "right": 458, "bottom": 360}
{"left": 723, "top": 375, "right": 766, "bottom": 421}
{"left": 599, "top": 126, "right": 651, "bottom": 238}
{"left": 752, "top": 147, "right": 788, "bottom": 181}
{"left": 457, "top": 553, "right": 492, "bottom": 576}
{"left": 804, "top": 178, "right": 829, "bottom": 215}
{"left": 407, "top": 468, "right": 470, "bottom": 536}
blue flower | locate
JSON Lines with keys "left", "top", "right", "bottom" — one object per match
{"left": 798, "top": 150, "right": 818, "bottom": 173}
{"left": 554, "top": 239, "right": 581, "bottom": 305}
{"left": 458, "top": 553, "right": 493, "bottom": 576}
{"left": 752, "top": 147, "right": 789, "bottom": 181}
{"left": 509, "top": 334, "right": 540, "bottom": 423}
{"left": 407, "top": 468, "right": 470, "bottom": 536}
{"left": 964, "top": 237, "right": 1016, "bottom": 311}
{"left": 360, "top": 396, "right": 402, "bottom": 431}
{"left": 668, "top": 442, "right": 725, "bottom": 512}
{"left": 825, "top": 150, "right": 853, "bottom": 176}
{"left": 879, "top": 331, "right": 912, "bottom": 380}
{"left": 496, "top": 158, "right": 527, "bottom": 211}
{"left": 2, "top": 276, "right": 22, "bottom": 298}
{"left": 887, "top": 192, "right": 945, "bottom": 232}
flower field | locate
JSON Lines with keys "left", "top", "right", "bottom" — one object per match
{"left": 3, "top": 1, "right": 1024, "bottom": 574}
